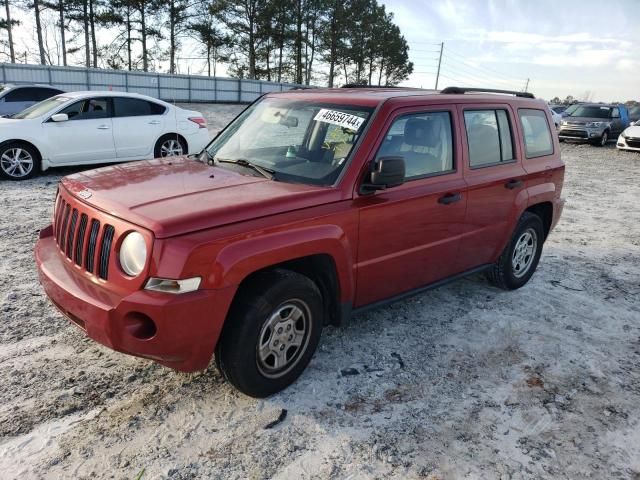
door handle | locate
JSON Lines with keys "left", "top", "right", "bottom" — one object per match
{"left": 97, "top": 125, "right": 110, "bottom": 130}
{"left": 148, "top": 120, "right": 161, "bottom": 125}
{"left": 438, "top": 192, "right": 462, "bottom": 205}
{"left": 505, "top": 179, "right": 523, "bottom": 189}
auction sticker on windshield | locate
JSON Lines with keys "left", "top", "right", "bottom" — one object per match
{"left": 314, "top": 109, "right": 365, "bottom": 131}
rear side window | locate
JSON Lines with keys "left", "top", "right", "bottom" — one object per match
{"left": 114, "top": 97, "right": 166, "bottom": 117}
{"left": 519, "top": 109, "right": 553, "bottom": 158}
{"left": 376, "top": 111, "right": 454, "bottom": 180}
{"left": 464, "top": 109, "right": 514, "bottom": 167}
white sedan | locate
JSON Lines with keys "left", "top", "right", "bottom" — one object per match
{"left": 616, "top": 123, "right": 640, "bottom": 152}
{"left": 0, "top": 91, "right": 210, "bottom": 180}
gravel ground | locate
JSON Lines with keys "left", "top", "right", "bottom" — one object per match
{"left": 0, "top": 107, "right": 639, "bottom": 479}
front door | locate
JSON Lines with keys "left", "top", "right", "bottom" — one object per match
{"left": 354, "top": 107, "right": 467, "bottom": 307}
{"left": 43, "top": 96, "right": 116, "bottom": 164}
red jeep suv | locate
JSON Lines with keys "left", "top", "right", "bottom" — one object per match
{"left": 35, "top": 86, "right": 565, "bottom": 397}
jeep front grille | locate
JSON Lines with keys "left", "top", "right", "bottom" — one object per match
{"left": 53, "top": 193, "right": 117, "bottom": 281}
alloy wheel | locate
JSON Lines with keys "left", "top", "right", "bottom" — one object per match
{"left": 1, "top": 147, "right": 34, "bottom": 178}
{"left": 256, "top": 300, "right": 311, "bottom": 379}
{"left": 512, "top": 228, "right": 537, "bottom": 278}
{"left": 160, "top": 139, "right": 184, "bottom": 157}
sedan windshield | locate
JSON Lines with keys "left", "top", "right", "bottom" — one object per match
{"left": 11, "top": 96, "right": 70, "bottom": 119}
{"left": 206, "top": 97, "right": 373, "bottom": 186}
{"left": 569, "top": 105, "right": 611, "bottom": 119}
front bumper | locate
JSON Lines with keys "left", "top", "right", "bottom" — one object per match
{"left": 616, "top": 135, "right": 640, "bottom": 152}
{"left": 35, "top": 225, "right": 236, "bottom": 372}
{"left": 558, "top": 125, "right": 606, "bottom": 141}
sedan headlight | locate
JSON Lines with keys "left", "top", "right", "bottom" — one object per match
{"left": 119, "top": 231, "right": 147, "bottom": 276}
{"left": 585, "top": 121, "right": 605, "bottom": 128}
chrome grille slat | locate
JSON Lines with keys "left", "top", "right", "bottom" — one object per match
{"left": 74, "top": 214, "right": 88, "bottom": 265}
{"left": 86, "top": 220, "right": 100, "bottom": 273}
{"left": 59, "top": 205, "right": 71, "bottom": 252}
{"left": 98, "top": 225, "right": 115, "bottom": 280}
{"left": 66, "top": 209, "right": 78, "bottom": 258}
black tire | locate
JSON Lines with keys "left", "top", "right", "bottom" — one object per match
{"left": 486, "top": 212, "right": 544, "bottom": 290}
{"left": 593, "top": 130, "right": 609, "bottom": 147}
{"left": 0, "top": 142, "right": 40, "bottom": 180}
{"left": 154, "top": 134, "right": 187, "bottom": 158}
{"left": 558, "top": 137, "right": 564, "bottom": 143}
{"left": 215, "top": 269, "right": 324, "bottom": 398}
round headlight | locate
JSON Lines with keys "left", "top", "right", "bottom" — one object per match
{"left": 119, "top": 231, "right": 147, "bottom": 277}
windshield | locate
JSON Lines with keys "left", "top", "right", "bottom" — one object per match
{"left": 569, "top": 105, "right": 611, "bottom": 119}
{"left": 206, "top": 97, "right": 373, "bottom": 186}
{"left": 11, "top": 96, "right": 70, "bottom": 119}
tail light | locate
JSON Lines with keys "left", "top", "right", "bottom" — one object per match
{"left": 188, "top": 117, "right": 207, "bottom": 129}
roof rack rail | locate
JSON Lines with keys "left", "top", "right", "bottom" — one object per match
{"left": 341, "top": 83, "right": 402, "bottom": 88}
{"left": 441, "top": 86, "right": 535, "bottom": 99}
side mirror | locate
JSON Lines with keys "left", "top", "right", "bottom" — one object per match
{"left": 51, "top": 113, "right": 68, "bottom": 122}
{"left": 361, "top": 156, "right": 405, "bottom": 193}
{"left": 279, "top": 116, "right": 299, "bottom": 128}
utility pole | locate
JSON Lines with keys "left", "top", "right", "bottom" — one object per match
{"left": 435, "top": 42, "right": 444, "bottom": 90}
{"left": 524, "top": 78, "right": 530, "bottom": 92}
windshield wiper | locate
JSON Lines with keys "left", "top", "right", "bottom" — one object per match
{"left": 214, "top": 157, "right": 275, "bottom": 180}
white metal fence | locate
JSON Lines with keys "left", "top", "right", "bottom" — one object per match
{"left": 0, "top": 63, "right": 305, "bottom": 103}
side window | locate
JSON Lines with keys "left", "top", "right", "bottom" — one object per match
{"left": 4, "top": 87, "right": 38, "bottom": 102}
{"left": 34, "top": 88, "right": 62, "bottom": 101}
{"left": 611, "top": 107, "right": 620, "bottom": 119}
{"left": 518, "top": 109, "right": 553, "bottom": 158}
{"left": 375, "top": 111, "right": 454, "bottom": 180}
{"left": 59, "top": 97, "right": 110, "bottom": 120}
{"left": 114, "top": 97, "right": 166, "bottom": 117}
{"left": 464, "top": 109, "right": 514, "bottom": 167}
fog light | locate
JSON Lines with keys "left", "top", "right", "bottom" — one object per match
{"left": 145, "top": 277, "right": 201, "bottom": 294}
{"left": 123, "top": 312, "right": 157, "bottom": 340}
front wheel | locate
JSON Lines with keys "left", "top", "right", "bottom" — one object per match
{"left": 215, "top": 269, "right": 324, "bottom": 398}
{"left": 593, "top": 130, "right": 609, "bottom": 147}
{"left": 0, "top": 142, "right": 40, "bottom": 180}
{"left": 486, "top": 212, "right": 544, "bottom": 290}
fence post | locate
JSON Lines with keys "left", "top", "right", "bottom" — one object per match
{"left": 157, "top": 73, "right": 161, "bottom": 99}
{"left": 124, "top": 71, "right": 129, "bottom": 93}
{"left": 238, "top": 79, "right": 242, "bottom": 103}
{"left": 188, "top": 75, "right": 192, "bottom": 102}
{"left": 86, "top": 68, "right": 90, "bottom": 90}
{"left": 1, "top": 64, "right": 5, "bottom": 84}
{"left": 214, "top": 76, "right": 217, "bottom": 102}
{"left": 47, "top": 65, "right": 53, "bottom": 86}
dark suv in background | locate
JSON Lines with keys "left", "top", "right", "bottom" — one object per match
{"left": 558, "top": 103, "right": 630, "bottom": 146}
{"left": 0, "top": 84, "right": 65, "bottom": 117}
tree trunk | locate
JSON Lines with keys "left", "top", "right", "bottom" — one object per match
{"left": 141, "top": 3, "right": 148, "bottom": 71}
{"left": 206, "top": 42, "right": 211, "bottom": 76}
{"left": 4, "top": 0, "right": 14, "bottom": 62}
{"left": 83, "top": 0, "right": 90, "bottom": 67}
{"left": 248, "top": 12, "right": 255, "bottom": 79}
{"left": 33, "top": 0, "right": 46, "bottom": 64}
{"left": 89, "top": 0, "right": 97, "bottom": 67}
{"left": 295, "top": 0, "right": 302, "bottom": 84}
{"left": 126, "top": 7, "right": 132, "bottom": 70}
{"left": 58, "top": 0, "right": 66, "bottom": 66}
{"left": 169, "top": 0, "right": 176, "bottom": 73}
{"left": 327, "top": 2, "right": 338, "bottom": 87}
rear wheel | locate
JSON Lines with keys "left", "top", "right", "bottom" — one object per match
{"left": 0, "top": 142, "right": 40, "bottom": 180}
{"left": 154, "top": 135, "right": 187, "bottom": 158}
{"left": 215, "top": 269, "right": 324, "bottom": 397}
{"left": 486, "top": 212, "right": 544, "bottom": 290}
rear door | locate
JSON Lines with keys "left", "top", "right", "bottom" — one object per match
{"left": 43, "top": 96, "right": 116, "bottom": 164}
{"left": 354, "top": 105, "right": 468, "bottom": 307}
{"left": 455, "top": 104, "right": 528, "bottom": 272}
{"left": 111, "top": 97, "right": 167, "bottom": 158}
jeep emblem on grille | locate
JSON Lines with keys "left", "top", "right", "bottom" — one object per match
{"left": 77, "top": 189, "right": 92, "bottom": 200}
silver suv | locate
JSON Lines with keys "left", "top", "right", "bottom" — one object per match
{"left": 558, "top": 103, "right": 628, "bottom": 146}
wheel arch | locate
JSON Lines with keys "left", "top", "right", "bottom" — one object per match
{"left": 525, "top": 201, "right": 553, "bottom": 240}
{"left": 156, "top": 133, "right": 188, "bottom": 153}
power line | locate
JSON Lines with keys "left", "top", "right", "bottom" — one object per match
{"left": 442, "top": 46, "right": 525, "bottom": 84}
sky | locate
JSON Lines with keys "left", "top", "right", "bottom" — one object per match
{"left": 5, "top": 0, "right": 640, "bottom": 102}
{"left": 385, "top": 0, "right": 640, "bottom": 101}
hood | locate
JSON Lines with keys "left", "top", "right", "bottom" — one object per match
{"left": 623, "top": 125, "right": 640, "bottom": 138}
{"left": 563, "top": 116, "right": 611, "bottom": 125}
{"left": 61, "top": 157, "right": 340, "bottom": 238}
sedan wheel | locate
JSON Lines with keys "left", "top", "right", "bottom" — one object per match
{"left": 0, "top": 146, "right": 35, "bottom": 180}
{"left": 160, "top": 138, "right": 184, "bottom": 157}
